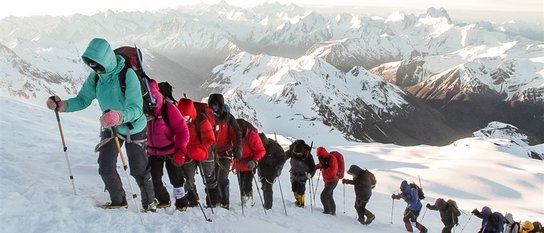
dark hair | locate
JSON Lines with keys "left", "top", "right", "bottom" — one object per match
{"left": 158, "top": 82, "right": 176, "bottom": 104}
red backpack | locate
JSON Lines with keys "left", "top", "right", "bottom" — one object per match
{"left": 330, "top": 151, "right": 345, "bottom": 179}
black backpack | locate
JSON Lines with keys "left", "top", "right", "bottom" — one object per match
{"left": 364, "top": 169, "right": 376, "bottom": 189}
{"left": 409, "top": 183, "right": 425, "bottom": 199}
{"left": 94, "top": 46, "right": 158, "bottom": 129}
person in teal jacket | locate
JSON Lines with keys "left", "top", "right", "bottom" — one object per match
{"left": 46, "top": 38, "right": 158, "bottom": 211}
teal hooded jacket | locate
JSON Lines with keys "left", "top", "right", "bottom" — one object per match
{"left": 64, "top": 38, "right": 145, "bottom": 135}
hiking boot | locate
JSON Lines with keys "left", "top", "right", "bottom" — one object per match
{"left": 357, "top": 217, "right": 366, "bottom": 225}
{"left": 175, "top": 206, "right": 187, "bottom": 212}
{"left": 175, "top": 197, "right": 189, "bottom": 210}
{"left": 416, "top": 223, "right": 427, "bottom": 233}
{"left": 100, "top": 199, "right": 128, "bottom": 209}
{"left": 364, "top": 215, "right": 375, "bottom": 225}
{"left": 157, "top": 200, "right": 171, "bottom": 209}
{"left": 220, "top": 203, "right": 230, "bottom": 210}
{"left": 364, "top": 210, "right": 375, "bottom": 225}
{"left": 142, "top": 199, "right": 159, "bottom": 213}
{"left": 187, "top": 189, "right": 199, "bottom": 208}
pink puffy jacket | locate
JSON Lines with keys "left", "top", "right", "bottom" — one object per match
{"left": 146, "top": 81, "right": 189, "bottom": 157}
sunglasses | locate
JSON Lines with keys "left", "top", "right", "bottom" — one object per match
{"left": 88, "top": 61, "right": 105, "bottom": 73}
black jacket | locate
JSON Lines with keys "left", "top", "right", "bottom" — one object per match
{"left": 257, "top": 133, "right": 287, "bottom": 179}
{"left": 286, "top": 140, "right": 316, "bottom": 182}
{"left": 428, "top": 198, "right": 460, "bottom": 225}
{"left": 343, "top": 165, "right": 372, "bottom": 201}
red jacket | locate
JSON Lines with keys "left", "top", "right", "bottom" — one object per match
{"left": 177, "top": 98, "right": 215, "bottom": 160}
{"left": 316, "top": 147, "right": 339, "bottom": 183}
{"left": 214, "top": 113, "right": 241, "bottom": 157}
{"left": 233, "top": 129, "right": 265, "bottom": 172}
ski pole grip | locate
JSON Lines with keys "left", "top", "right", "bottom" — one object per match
{"left": 49, "top": 96, "right": 60, "bottom": 111}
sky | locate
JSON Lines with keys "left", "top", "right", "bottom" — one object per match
{"left": 1, "top": 0, "right": 543, "bottom": 19}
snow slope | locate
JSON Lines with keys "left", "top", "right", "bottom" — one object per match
{"left": 0, "top": 95, "right": 542, "bottom": 233}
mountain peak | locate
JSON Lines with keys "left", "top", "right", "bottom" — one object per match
{"left": 423, "top": 7, "right": 452, "bottom": 23}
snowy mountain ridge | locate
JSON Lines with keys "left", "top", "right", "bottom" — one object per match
{"left": 205, "top": 51, "right": 455, "bottom": 145}
{"left": 1, "top": 3, "right": 541, "bottom": 103}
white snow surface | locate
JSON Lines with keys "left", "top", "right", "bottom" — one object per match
{"left": 0, "top": 95, "right": 542, "bottom": 233}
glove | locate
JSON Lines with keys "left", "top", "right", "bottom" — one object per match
{"left": 172, "top": 150, "right": 186, "bottom": 167}
{"left": 247, "top": 160, "right": 257, "bottom": 169}
{"left": 233, "top": 149, "right": 242, "bottom": 160}
{"left": 426, "top": 203, "right": 431, "bottom": 208}
{"left": 46, "top": 96, "right": 66, "bottom": 112}
{"left": 341, "top": 179, "right": 347, "bottom": 184}
{"left": 185, "top": 156, "right": 193, "bottom": 164}
{"left": 100, "top": 110, "right": 123, "bottom": 128}
{"left": 471, "top": 208, "right": 478, "bottom": 215}
{"left": 391, "top": 194, "right": 398, "bottom": 199}
{"left": 316, "top": 163, "right": 322, "bottom": 169}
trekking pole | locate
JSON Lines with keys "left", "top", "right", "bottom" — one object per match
{"left": 110, "top": 125, "right": 143, "bottom": 224}
{"left": 51, "top": 97, "right": 76, "bottom": 195}
{"left": 252, "top": 171, "right": 267, "bottom": 216}
{"left": 277, "top": 177, "right": 288, "bottom": 216}
{"left": 197, "top": 161, "right": 214, "bottom": 214}
{"left": 308, "top": 177, "right": 313, "bottom": 213}
{"left": 313, "top": 171, "right": 321, "bottom": 204}
{"left": 235, "top": 160, "right": 245, "bottom": 217}
{"left": 274, "top": 132, "right": 288, "bottom": 216}
{"left": 181, "top": 165, "right": 212, "bottom": 222}
{"left": 390, "top": 199, "right": 395, "bottom": 224}
{"left": 420, "top": 206, "right": 428, "bottom": 222}
{"left": 460, "top": 214, "right": 473, "bottom": 233}
{"left": 343, "top": 183, "right": 346, "bottom": 214}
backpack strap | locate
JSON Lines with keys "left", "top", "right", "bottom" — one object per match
{"left": 93, "top": 66, "right": 129, "bottom": 93}
{"left": 94, "top": 66, "right": 133, "bottom": 129}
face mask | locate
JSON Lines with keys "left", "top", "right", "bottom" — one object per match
{"left": 88, "top": 61, "right": 105, "bottom": 74}
{"left": 212, "top": 105, "right": 220, "bottom": 113}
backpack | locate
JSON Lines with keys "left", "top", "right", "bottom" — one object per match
{"left": 534, "top": 221, "right": 543, "bottom": 232}
{"left": 94, "top": 46, "right": 158, "bottom": 129}
{"left": 193, "top": 102, "right": 215, "bottom": 144}
{"left": 330, "top": 151, "right": 345, "bottom": 179}
{"left": 158, "top": 81, "right": 177, "bottom": 105}
{"left": 509, "top": 222, "right": 520, "bottom": 233}
{"left": 364, "top": 169, "right": 376, "bottom": 189}
{"left": 446, "top": 199, "right": 460, "bottom": 215}
{"left": 409, "top": 183, "right": 425, "bottom": 199}
{"left": 492, "top": 212, "right": 505, "bottom": 232}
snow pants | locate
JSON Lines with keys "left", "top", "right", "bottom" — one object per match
{"left": 98, "top": 128, "right": 155, "bottom": 207}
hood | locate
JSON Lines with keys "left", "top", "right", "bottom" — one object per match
{"left": 505, "top": 213, "right": 514, "bottom": 223}
{"left": 400, "top": 180, "right": 409, "bottom": 192}
{"left": 291, "top": 139, "right": 308, "bottom": 155}
{"left": 177, "top": 98, "right": 197, "bottom": 120}
{"left": 481, "top": 206, "right": 492, "bottom": 217}
{"left": 316, "top": 146, "right": 330, "bottom": 158}
{"left": 208, "top": 93, "right": 225, "bottom": 115}
{"left": 158, "top": 82, "right": 176, "bottom": 103}
{"left": 435, "top": 198, "right": 447, "bottom": 210}
{"left": 522, "top": 220, "right": 534, "bottom": 231}
{"left": 347, "top": 165, "right": 363, "bottom": 177}
{"left": 81, "top": 38, "right": 119, "bottom": 77}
